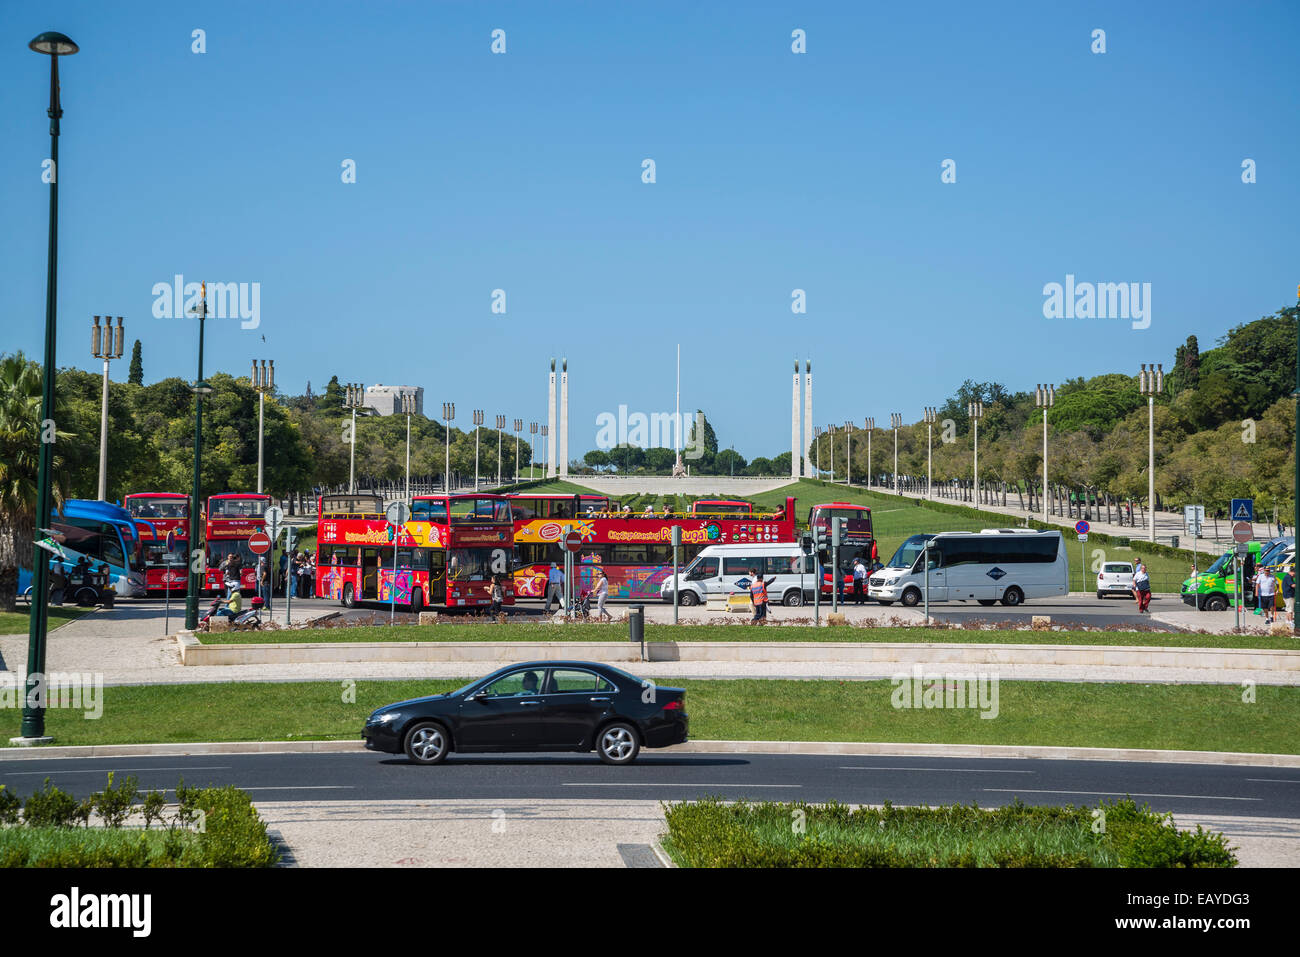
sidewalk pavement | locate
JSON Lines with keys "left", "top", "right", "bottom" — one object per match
{"left": 253, "top": 798, "right": 1300, "bottom": 868}
{"left": 864, "top": 481, "right": 1270, "bottom": 556}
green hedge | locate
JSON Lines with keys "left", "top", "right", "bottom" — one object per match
{"left": 0, "top": 777, "right": 277, "bottom": 868}
{"left": 663, "top": 797, "right": 1236, "bottom": 868}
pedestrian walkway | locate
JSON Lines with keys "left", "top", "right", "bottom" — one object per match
{"left": 860, "top": 480, "right": 1267, "bottom": 557}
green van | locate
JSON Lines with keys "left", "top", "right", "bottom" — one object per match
{"left": 1181, "top": 541, "right": 1263, "bottom": 611}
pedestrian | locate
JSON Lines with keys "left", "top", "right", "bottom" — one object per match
{"left": 296, "top": 552, "right": 309, "bottom": 599}
{"left": 544, "top": 562, "right": 565, "bottom": 613}
{"left": 1255, "top": 565, "right": 1277, "bottom": 623}
{"left": 748, "top": 566, "right": 773, "bottom": 624}
{"left": 852, "top": 557, "right": 867, "bottom": 604}
{"left": 277, "top": 548, "right": 288, "bottom": 594}
{"left": 488, "top": 576, "right": 504, "bottom": 617}
{"left": 593, "top": 568, "right": 612, "bottom": 621}
{"left": 222, "top": 553, "right": 240, "bottom": 597}
{"left": 1283, "top": 564, "right": 1295, "bottom": 625}
{"left": 1132, "top": 558, "right": 1151, "bottom": 613}
{"left": 256, "top": 556, "right": 270, "bottom": 604}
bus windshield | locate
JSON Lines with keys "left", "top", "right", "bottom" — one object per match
{"left": 447, "top": 548, "right": 502, "bottom": 581}
{"left": 209, "top": 497, "right": 267, "bottom": 518}
{"left": 449, "top": 498, "right": 511, "bottom": 524}
{"left": 127, "top": 498, "right": 187, "bottom": 519}
{"left": 887, "top": 535, "right": 930, "bottom": 569}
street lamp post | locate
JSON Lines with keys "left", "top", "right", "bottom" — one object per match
{"left": 18, "top": 31, "right": 78, "bottom": 745}
{"left": 1035, "top": 384, "right": 1055, "bottom": 523}
{"left": 968, "top": 400, "right": 984, "bottom": 505}
{"left": 442, "top": 402, "right": 455, "bottom": 493}
{"left": 495, "top": 414, "right": 506, "bottom": 486}
{"left": 529, "top": 422, "right": 538, "bottom": 479}
{"left": 251, "top": 359, "right": 274, "bottom": 494}
{"left": 344, "top": 383, "right": 365, "bottom": 494}
{"left": 184, "top": 285, "right": 214, "bottom": 632}
{"left": 864, "top": 418, "right": 874, "bottom": 488}
{"left": 827, "top": 424, "right": 836, "bottom": 483}
{"left": 923, "top": 408, "right": 936, "bottom": 498}
{"left": 540, "top": 424, "right": 548, "bottom": 477}
{"left": 400, "top": 393, "right": 416, "bottom": 501}
{"left": 1139, "top": 364, "right": 1163, "bottom": 542}
{"left": 890, "top": 413, "right": 902, "bottom": 494}
{"left": 91, "top": 315, "right": 123, "bottom": 501}
{"left": 513, "top": 419, "right": 523, "bottom": 482}
{"left": 844, "top": 421, "right": 853, "bottom": 486}
{"left": 473, "top": 410, "right": 484, "bottom": 491}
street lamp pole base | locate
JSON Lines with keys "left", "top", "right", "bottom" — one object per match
{"left": 8, "top": 736, "right": 54, "bottom": 747}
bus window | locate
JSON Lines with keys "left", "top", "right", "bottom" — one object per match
{"left": 412, "top": 500, "right": 448, "bottom": 523}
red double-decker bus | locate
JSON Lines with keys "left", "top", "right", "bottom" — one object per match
{"left": 315, "top": 493, "right": 516, "bottom": 612}
{"left": 124, "top": 492, "right": 190, "bottom": 594}
{"left": 510, "top": 495, "right": 798, "bottom": 601}
{"left": 204, "top": 492, "right": 272, "bottom": 593}
{"left": 808, "top": 502, "right": 877, "bottom": 595}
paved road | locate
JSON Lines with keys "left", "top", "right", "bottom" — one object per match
{"left": 4, "top": 751, "right": 1298, "bottom": 820}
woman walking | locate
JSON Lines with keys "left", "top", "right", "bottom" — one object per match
{"left": 593, "top": 569, "right": 612, "bottom": 622}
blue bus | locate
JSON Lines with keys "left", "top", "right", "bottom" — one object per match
{"left": 18, "top": 499, "right": 149, "bottom": 603}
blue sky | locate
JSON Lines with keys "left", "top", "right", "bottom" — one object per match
{"left": 2, "top": 1, "right": 1297, "bottom": 459}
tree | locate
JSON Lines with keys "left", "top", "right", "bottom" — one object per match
{"left": 583, "top": 449, "right": 610, "bottom": 470}
{"left": 128, "top": 340, "right": 143, "bottom": 385}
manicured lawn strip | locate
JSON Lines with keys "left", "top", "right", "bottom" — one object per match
{"left": 0, "top": 606, "right": 91, "bottom": 635}
{"left": 661, "top": 799, "right": 1236, "bottom": 867}
{"left": 0, "top": 825, "right": 198, "bottom": 863}
{"left": 198, "top": 621, "right": 1300, "bottom": 649}
{"left": 2, "top": 679, "right": 1295, "bottom": 754}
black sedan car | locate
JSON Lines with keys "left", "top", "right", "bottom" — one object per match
{"left": 363, "top": 660, "right": 688, "bottom": 765}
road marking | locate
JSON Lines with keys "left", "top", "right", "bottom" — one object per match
{"left": 562, "top": 783, "right": 800, "bottom": 788}
{"left": 983, "top": 788, "right": 1261, "bottom": 802}
{"left": 2, "top": 765, "right": 232, "bottom": 776}
{"left": 238, "top": 786, "right": 357, "bottom": 791}
{"left": 839, "top": 767, "right": 1034, "bottom": 774}
{"left": 1247, "top": 779, "right": 1300, "bottom": 784}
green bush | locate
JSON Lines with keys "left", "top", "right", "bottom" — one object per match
{"left": 184, "top": 785, "right": 279, "bottom": 868}
{"left": 0, "top": 786, "right": 19, "bottom": 827}
{"left": 92, "top": 772, "right": 139, "bottom": 828}
{"left": 663, "top": 797, "right": 1237, "bottom": 868}
{"left": 22, "top": 778, "right": 79, "bottom": 829}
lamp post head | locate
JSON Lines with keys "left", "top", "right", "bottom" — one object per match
{"left": 29, "top": 32, "right": 79, "bottom": 55}
{"left": 192, "top": 379, "right": 214, "bottom": 396}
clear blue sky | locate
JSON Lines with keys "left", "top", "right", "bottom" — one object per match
{"left": 3, "top": 1, "right": 1297, "bottom": 459}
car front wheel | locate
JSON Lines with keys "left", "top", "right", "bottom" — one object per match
{"left": 678, "top": 590, "right": 700, "bottom": 607}
{"left": 596, "top": 722, "right": 640, "bottom": 765}
{"left": 404, "top": 722, "right": 449, "bottom": 765}
{"left": 901, "top": 588, "right": 921, "bottom": 607}
{"left": 783, "top": 590, "right": 804, "bottom": 607}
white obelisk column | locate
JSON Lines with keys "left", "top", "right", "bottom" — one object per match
{"left": 791, "top": 358, "right": 801, "bottom": 479}
{"left": 547, "top": 358, "right": 557, "bottom": 478}
{"left": 559, "top": 358, "right": 569, "bottom": 478}
{"left": 803, "top": 360, "right": 814, "bottom": 478}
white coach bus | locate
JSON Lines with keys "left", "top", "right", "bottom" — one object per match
{"left": 868, "top": 530, "right": 1068, "bottom": 607}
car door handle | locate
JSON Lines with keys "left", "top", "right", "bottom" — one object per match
{"left": 520, "top": 701, "right": 541, "bottom": 706}
{"left": 590, "top": 697, "right": 611, "bottom": 703}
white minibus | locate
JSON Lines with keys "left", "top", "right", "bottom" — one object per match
{"left": 868, "top": 530, "right": 1067, "bottom": 607}
{"left": 659, "top": 543, "right": 815, "bottom": 607}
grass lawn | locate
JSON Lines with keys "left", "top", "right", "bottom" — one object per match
{"left": 0, "top": 606, "right": 91, "bottom": 635}
{"left": 752, "top": 480, "right": 1213, "bottom": 593}
{"left": 2, "top": 678, "right": 1295, "bottom": 754}
{"left": 197, "top": 620, "right": 1300, "bottom": 649}
{"left": 0, "top": 826, "right": 199, "bottom": 865}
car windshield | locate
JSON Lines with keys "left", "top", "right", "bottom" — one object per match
{"left": 887, "top": 536, "right": 929, "bottom": 569}
{"left": 1205, "top": 553, "right": 1231, "bottom": 576}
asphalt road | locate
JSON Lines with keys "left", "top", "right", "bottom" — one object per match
{"left": 4, "top": 751, "right": 1297, "bottom": 819}
{"left": 903, "top": 593, "right": 1187, "bottom": 629}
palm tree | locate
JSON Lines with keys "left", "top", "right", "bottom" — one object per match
{"left": 0, "top": 353, "right": 71, "bottom": 611}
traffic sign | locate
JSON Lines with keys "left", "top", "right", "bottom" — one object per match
{"left": 1232, "top": 522, "right": 1253, "bottom": 543}
{"left": 563, "top": 531, "right": 583, "bottom": 553}
{"left": 385, "top": 502, "right": 411, "bottom": 526}
{"left": 1184, "top": 504, "right": 1205, "bottom": 537}
{"left": 1075, "top": 520, "right": 1090, "bottom": 535}
{"left": 1231, "top": 499, "right": 1254, "bottom": 522}
{"left": 1078, "top": 533, "right": 1088, "bottom": 543}
{"left": 248, "top": 531, "right": 272, "bottom": 555}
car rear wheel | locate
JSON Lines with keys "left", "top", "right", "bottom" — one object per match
{"left": 1001, "top": 587, "right": 1024, "bottom": 607}
{"left": 596, "top": 722, "right": 640, "bottom": 765}
{"left": 783, "top": 590, "right": 804, "bottom": 607}
{"left": 1097, "top": 591, "right": 1106, "bottom": 600}
{"left": 678, "top": 590, "right": 700, "bottom": 607}
{"left": 342, "top": 583, "right": 356, "bottom": 609}
{"left": 404, "top": 722, "right": 449, "bottom": 765}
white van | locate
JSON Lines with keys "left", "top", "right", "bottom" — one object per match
{"left": 660, "top": 543, "right": 816, "bottom": 607}
{"left": 869, "top": 531, "right": 1068, "bottom": 607}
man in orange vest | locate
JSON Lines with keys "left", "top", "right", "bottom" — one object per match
{"left": 748, "top": 567, "right": 774, "bottom": 624}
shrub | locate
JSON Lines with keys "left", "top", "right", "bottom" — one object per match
{"left": 0, "top": 786, "right": 20, "bottom": 827}
{"left": 92, "top": 772, "right": 139, "bottom": 828}
{"left": 22, "top": 778, "right": 79, "bottom": 829}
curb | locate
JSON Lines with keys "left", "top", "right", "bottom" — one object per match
{"left": 2, "top": 737, "right": 1297, "bottom": 767}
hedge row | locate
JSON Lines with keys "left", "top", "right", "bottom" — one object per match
{"left": 0, "top": 776, "right": 278, "bottom": 868}
{"left": 663, "top": 797, "right": 1237, "bottom": 868}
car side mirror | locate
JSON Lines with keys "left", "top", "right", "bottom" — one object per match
{"left": 470, "top": 689, "right": 489, "bottom": 701}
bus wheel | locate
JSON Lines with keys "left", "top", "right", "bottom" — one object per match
{"left": 1000, "top": 587, "right": 1024, "bottom": 607}
{"left": 342, "top": 583, "right": 356, "bottom": 609}
{"left": 901, "top": 588, "right": 921, "bottom": 607}
{"left": 679, "top": 590, "right": 700, "bottom": 607}
{"left": 410, "top": 588, "right": 423, "bottom": 615}
{"left": 1204, "top": 594, "right": 1227, "bottom": 612}
{"left": 783, "top": 590, "right": 804, "bottom": 607}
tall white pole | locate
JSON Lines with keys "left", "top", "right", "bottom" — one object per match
{"left": 559, "top": 359, "right": 569, "bottom": 478}
{"left": 98, "top": 357, "right": 110, "bottom": 500}
{"left": 1149, "top": 395, "right": 1155, "bottom": 542}
{"left": 547, "top": 359, "right": 557, "bottom": 478}
{"left": 803, "top": 361, "right": 813, "bottom": 478}
{"left": 1042, "top": 408, "right": 1048, "bottom": 524}
{"left": 349, "top": 405, "right": 357, "bottom": 494}
{"left": 257, "top": 391, "right": 265, "bottom": 495}
{"left": 973, "top": 417, "right": 979, "bottom": 505}
{"left": 791, "top": 358, "right": 800, "bottom": 479}
{"left": 405, "top": 411, "right": 411, "bottom": 502}
{"left": 677, "top": 344, "right": 683, "bottom": 474}
{"left": 927, "top": 423, "right": 932, "bottom": 498}
{"left": 893, "top": 429, "right": 898, "bottom": 493}
{"left": 474, "top": 427, "right": 480, "bottom": 491}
